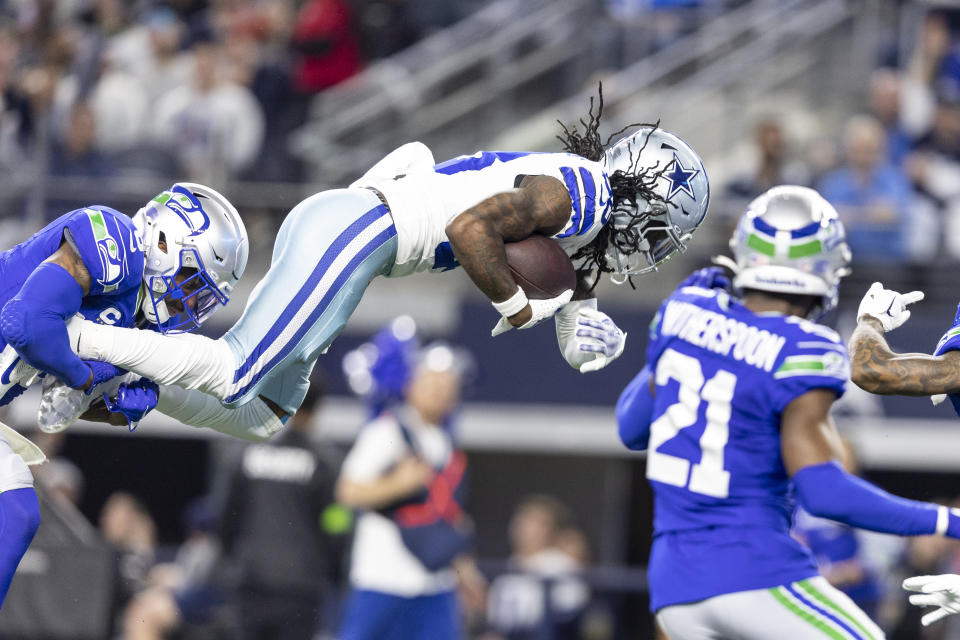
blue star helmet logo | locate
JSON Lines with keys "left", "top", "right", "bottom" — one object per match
{"left": 661, "top": 153, "right": 700, "bottom": 200}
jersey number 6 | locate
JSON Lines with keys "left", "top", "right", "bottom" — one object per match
{"left": 647, "top": 348, "right": 736, "bottom": 498}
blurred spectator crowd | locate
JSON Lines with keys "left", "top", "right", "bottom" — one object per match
{"left": 0, "top": 0, "right": 480, "bottom": 217}
{"left": 724, "top": 8, "right": 960, "bottom": 272}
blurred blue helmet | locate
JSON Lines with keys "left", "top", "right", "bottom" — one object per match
{"left": 342, "top": 316, "right": 419, "bottom": 417}
{"left": 603, "top": 127, "right": 710, "bottom": 278}
{"left": 727, "top": 185, "right": 851, "bottom": 317}
{"left": 133, "top": 182, "right": 248, "bottom": 333}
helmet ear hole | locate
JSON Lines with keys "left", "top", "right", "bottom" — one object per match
{"left": 158, "top": 232, "right": 168, "bottom": 254}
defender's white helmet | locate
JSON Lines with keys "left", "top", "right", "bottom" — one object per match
{"left": 728, "top": 185, "right": 851, "bottom": 316}
{"left": 603, "top": 126, "right": 710, "bottom": 278}
{"left": 133, "top": 182, "right": 248, "bottom": 333}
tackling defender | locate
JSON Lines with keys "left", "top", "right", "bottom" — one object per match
{"left": 0, "top": 183, "right": 247, "bottom": 608}
{"left": 618, "top": 185, "right": 960, "bottom": 639}
{"left": 64, "top": 93, "right": 711, "bottom": 430}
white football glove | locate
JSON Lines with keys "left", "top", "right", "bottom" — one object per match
{"left": 491, "top": 288, "right": 573, "bottom": 337}
{"left": 857, "top": 282, "right": 925, "bottom": 333}
{"left": 904, "top": 574, "right": 960, "bottom": 626}
{"left": 555, "top": 299, "right": 626, "bottom": 373}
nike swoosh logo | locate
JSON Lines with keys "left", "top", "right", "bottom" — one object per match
{"left": 1, "top": 357, "right": 20, "bottom": 385}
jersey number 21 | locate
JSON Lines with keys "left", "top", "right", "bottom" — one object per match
{"left": 647, "top": 348, "right": 736, "bottom": 498}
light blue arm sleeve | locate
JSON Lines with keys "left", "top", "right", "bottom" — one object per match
{"left": 616, "top": 365, "right": 654, "bottom": 451}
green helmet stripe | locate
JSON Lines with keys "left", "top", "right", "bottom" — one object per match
{"left": 747, "top": 233, "right": 776, "bottom": 256}
{"left": 789, "top": 239, "right": 823, "bottom": 259}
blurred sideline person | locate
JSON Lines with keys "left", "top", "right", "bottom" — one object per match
{"left": 618, "top": 185, "right": 960, "bottom": 639}
{"left": 481, "top": 495, "right": 590, "bottom": 640}
{"left": 99, "top": 491, "right": 159, "bottom": 607}
{"left": 817, "top": 115, "right": 914, "bottom": 263}
{"left": 335, "top": 342, "right": 480, "bottom": 640}
{"left": 122, "top": 497, "right": 225, "bottom": 640}
{"left": 65, "top": 89, "right": 711, "bottom": 436}
{"left": 219, "top": 372, "right": 344, "bottom": 640}
{"left": 0, "top": 182, "right": 246, "bottom": 608}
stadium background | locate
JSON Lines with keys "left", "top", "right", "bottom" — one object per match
{"left": 2, "top": 0, "right": 960, "bottom": 638}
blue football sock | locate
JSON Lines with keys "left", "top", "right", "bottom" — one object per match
{"left": 0, "top": 487, "right": 41, "bottom": 608}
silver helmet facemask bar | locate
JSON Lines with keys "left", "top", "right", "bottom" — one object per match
{"left": 608, "top": 200, "right": 692, "bottom": 282}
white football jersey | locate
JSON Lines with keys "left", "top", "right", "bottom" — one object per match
{"left": 351, "top": 143, "right": 613, "bottom": 277}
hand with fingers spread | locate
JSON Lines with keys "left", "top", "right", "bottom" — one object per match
{"left": 857, "top": 282, "right": 925, "bottom": 333}
{"left": 555, "top": 299, "right": 627, "bottom": 373}
{"left": 904, "top": 574, "right": 960, "bottom": 626}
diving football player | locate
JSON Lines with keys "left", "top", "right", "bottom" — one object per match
{"left": 66, "top": 92, "right": 711, "bottom": 431}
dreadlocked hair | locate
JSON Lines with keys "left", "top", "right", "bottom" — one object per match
{"left": 556, "top": 83, "right": 668, "bottom": 290}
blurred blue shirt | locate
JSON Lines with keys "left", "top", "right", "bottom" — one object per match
{"left": 817, "top": 164, "right": 913, "bottom": 262}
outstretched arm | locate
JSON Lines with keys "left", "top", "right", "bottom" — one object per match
{"left": 446, "top": 175, "right": 571, "bottom": 328}
{"left": 849, "top": 317, "right": 960, "bottom": 395}
{"left": 0, "top": 240, "right": 103, "bottom": 390}
{"left": 782, "top": 389, "right": 960, "bottom": 537}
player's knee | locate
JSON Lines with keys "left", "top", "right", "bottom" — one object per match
{"left": 0, "top": 299, "right": 31, "bottom": 348}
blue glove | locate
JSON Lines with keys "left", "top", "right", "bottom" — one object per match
{"left": 103, "top": 378, "right": 159, "bottom": 431}
{"left": 84, "top": 361, "right": 125, "bottom": 395}
{"left": 679, "top": 267, "right": 730, "bottom": 292}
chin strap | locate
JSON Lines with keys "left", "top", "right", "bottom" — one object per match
{"left": 711, "top": 254, "right": 739, "bottom": 274}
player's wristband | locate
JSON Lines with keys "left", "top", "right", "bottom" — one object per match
{"left": 492, "top": 287, "right": 528, "bottom": 318}
{"left": 936, "top": 505, "right": 960, "bottom": 538}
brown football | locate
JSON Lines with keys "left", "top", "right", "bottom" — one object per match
{"left": 504, "top": 235, "right": 577, "bottom": 300}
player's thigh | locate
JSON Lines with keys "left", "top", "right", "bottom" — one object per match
{"left": 230, "top": 188, "right": 389, "bottom": 344}
{"left": 664, "top": 578, "right": 885, "bottom": 640}
{"left": 656, "top": 600, "right": 725, "bottom": 640}
{"left": 223, "top": 188, "right": 396, "bottom": 407}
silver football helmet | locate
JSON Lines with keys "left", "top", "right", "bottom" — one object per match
{"left": 726, "top": 185, "right": 851, "bottom": 316}
{"left": 603, "top": 126, "right": 710, "bottom": 279}
{"left": 133, "top": 182, "right": 248, "bottom": 333}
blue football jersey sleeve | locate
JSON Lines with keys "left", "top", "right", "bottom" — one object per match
{"left": 63, "top": 207, "right": 143, "bottom": 297}
{"left": 767, "top": 317, "right": 848, "bottom": 412}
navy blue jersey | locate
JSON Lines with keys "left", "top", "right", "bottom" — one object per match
{"left": 644, "top": 285, "right": 848, "bottom": 609}
{"left": 0, "top": 207, "right": 142, "bottom": 402}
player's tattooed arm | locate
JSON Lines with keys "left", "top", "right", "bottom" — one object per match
{"left": 849, "top": 317, "right": 960, "bottom": 395}
{"left": 45, "top": 237, "right": 92, "bottom": 295}
{"left": 446, "top": 175, "right": 571, "bottom": 325}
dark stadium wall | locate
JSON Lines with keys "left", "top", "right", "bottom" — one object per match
{"left": 60, "top": 433, "right": 210, "bottom": 545}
